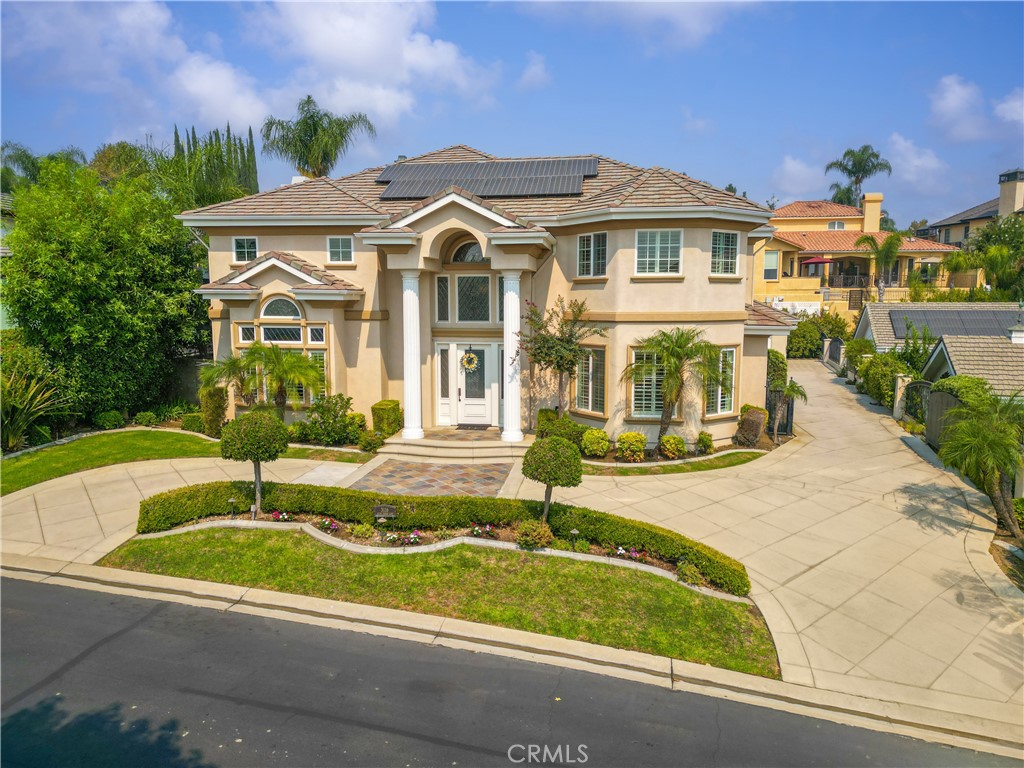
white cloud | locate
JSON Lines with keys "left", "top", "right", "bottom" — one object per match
{"left": 994, "top": 88, "right": 1024, "bottom": 126}
{"left": 681, "top": 106, "right": 712, "bottom": 134}
{"left": 168, "top": 53, "right": 270, "bottom": 131}
{"left": 516, "top": 51, "right": 551, "bottom": 91}
{"left": 930, "top": 74, "right": 988, "bottom": 141}
{"left": 887, "top": 133, "right": 948, "bottom": 194}
{"left": 771, "top": 156, "right": 821, "bottom": 198}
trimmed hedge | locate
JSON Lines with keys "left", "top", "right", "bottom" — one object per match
{"left": 371, "top": 400, "right": 403, "bottom": 437}
{"left": 136, "top": 481, "right": 752, "bottom": 596}
{"left": 930, "top": 375, "right": 991, "bottom": 407}
{"left": 181, "top": 413, "right": 205, "bottom": 433}
{"left": 539, "top": 415, "right": 587, "bottom": 447}
{"left": 200, "top": 386, "right": 228, "bottom": 438}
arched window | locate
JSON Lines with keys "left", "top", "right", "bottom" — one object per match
{"left": 451, "top": 241, "right": 485, "bottom": 263}
{"left": 262, "top": 298, "right": 300, "bottom": 318}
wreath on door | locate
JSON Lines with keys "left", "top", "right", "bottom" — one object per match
{"left": 460, "top": 351, "right": 479, "bottom": 373}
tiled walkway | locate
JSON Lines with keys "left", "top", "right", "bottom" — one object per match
{"left": 421, "top": 427, "right": 505, "bottom": 442}
{"left": 349, "top": 460, "right": 512, "bottom": 497}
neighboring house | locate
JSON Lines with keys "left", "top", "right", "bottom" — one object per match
{"left": 179, "top": 144, "right": 795, "bottom": 446}
{"left": 921, "top": 328, "right": 1024, "bottom": 397}
{"left": 0, "top": 192, "right": 14, "bottom": 330}
{"left": 749, "top": 193, "right": 957, "bottom": 318}
{"left": 854, "top": 301, "right": 1022, "bottom": 353}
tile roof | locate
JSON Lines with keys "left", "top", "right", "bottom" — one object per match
{"left": 930, "top": 198, "right": 999, "bottom": 228}
{"left": 182, "top": 177, "right": 385, "bottom": 217}
{"left": 200, "top": 251, "right": 362, "bottom": 292}
{"left": 771, "top": 201, "right": 863, "bottom": 219}
{"left": 770, "top": 231, "right": 959, "bottom": 253}
{"left": 858, "top": 302, "right": 1021, "bottom": 352}
{"left": 400, "top": 145, "right": 495, "bottom": 163}
{"left": 745, "top": 302, "right": 798, "bottom": 328}
{"left": 939, "top": 335, "right": 1024, "bottom": 396}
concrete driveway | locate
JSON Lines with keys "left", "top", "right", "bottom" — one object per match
{"left": 515, "top": 360, "right": 1023, "bottom": 717}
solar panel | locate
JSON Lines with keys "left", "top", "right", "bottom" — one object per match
{"left": 889, "top": 308, "right": 1018, "bottom": 339}
{"left": 376, "top": 158, "right": 599, "bottom": 199}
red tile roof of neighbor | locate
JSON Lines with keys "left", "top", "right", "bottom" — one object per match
{"left": 770, "top": 231, "right": 960, "bottom": 253}
{"left": 182, "top": 145, "right": 770, "bottom": 221}
{"left": 200, "top": 251, "right": 362, "bottom": 292}
{"left": 771, "top": 201, "right": 863, "bottom": 218}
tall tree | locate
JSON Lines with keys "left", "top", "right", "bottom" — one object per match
{"left": 880, "top": 209, "right": 898, "bottom": 232}
{"left": 825, "top": 144, "right": 892, "bottom": 203}
{"left": 620, "top": 327, "right": 723, "bottom": 441}
{"left": 829, "top": 182, "right": 859, "bottom": 207}
{"left": 261, "top": 95, "right": 376, "bottom": 178}
{"left": 855, "top": 232, "right": 903, "bottom": 302}
{"left": 1, "top": 142, "right": 86, "bottom": 192}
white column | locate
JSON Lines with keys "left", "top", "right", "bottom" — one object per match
{"left": 401, "top": 270, "right": 424, "bottom": 439}
{"left": 501, "top": 270, "right": 524, "bottom": 442}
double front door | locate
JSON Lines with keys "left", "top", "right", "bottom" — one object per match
{"left": 436, "top": 342, "right": 502, "bottom": 426}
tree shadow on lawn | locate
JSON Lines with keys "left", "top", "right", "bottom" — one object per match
{"left": 2, "top": 698, "right": 216, "bottom": 768}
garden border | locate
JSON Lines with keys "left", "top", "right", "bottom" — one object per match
{"left": 582, "top": 448, "right": 767, "bottom": 468}
{"left": 135, "top": 519, "right": 754, "bottom": 605}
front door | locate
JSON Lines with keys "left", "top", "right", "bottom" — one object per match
{"left": 456, "top": 344, "right": 490, "bottom": 424}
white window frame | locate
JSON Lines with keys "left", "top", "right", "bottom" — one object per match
{"left": 233, "top": 236, "right": 258, "bottom": 263}
{"left": 630, "top": 350, "right": 665, "bottom": 418}
{"left": 261, "top": 297, "right": 301, "bottom": 319}
{"left": 827, "top": 221, "right": 846, "bottom": 231}
{"left": 455, "top": 274, "right": 491, "bottom": 323}
{"left": 327, "top": 235, "right": 354, "bottom": 263}
{"left": 260, "top": 326, "right": 303, "bottom": 344}
{"left": 238, "top": 325, "right": 256, "bottom": 343}
{"left": 635, "top": 229, "right": 682, "bottom": 275}
{"left": 575, "top": 347, "right": 606, "bottom": 414}
{"left": 705, "top": 347, "right": 736, "bottom": 417}
{"left": 710, "top": 230, "right": 740, "bottom": 276}
{"left": 764, "top": 250, "right": 780, "bottom": 281}
{"left": 577, "top": 232, "right": 609, "bottom": 277}
{"left": 307, "top": 350, "right": 326, "bottom": 403}
{"left": 308, "top": 326, "right": 326, "bottom": 344}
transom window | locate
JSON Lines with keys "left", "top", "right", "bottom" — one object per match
{"left": 631, "top": 350, "right": 664, "bottom": 417}
{"left": 261, "top": 326, "right": 302, "bottom": 343}
{"left": 451, "top": 241, "right": 485, "bottom": 263}
{"left": 578, "top": 233, "right": 608, "bottom": 277}
{"left": 327, "top": 236, "right": 353, "bottom": 263}
{"left": 262, "top": 298, "right": 300, "bottom": 318}
{"left": 828, "top": 221, "right": 846, "bottom": 231}
{"left": 636, "top": 230, "right": 681, "bottom": 274}
{"left": 764, "top": 250, "right": 779, "bottom": 280}
{"left": 576, "top": 348, "right": 606, "bottom": 414}
{"left": 711, "top": 231, "right": 738, "bottom": 275}
{"left": 456, "top": 275, "right": 490, "bottom": 322}
{"left": 309, "top": 327, "right": 325, "bottom": 344}
{"left": 234, "top": 237, "right": 257, "bottom": 262}
{"left": 239, "top": 325, "right": 255, "bottom": 342}
{"left": 705, "top": 348, "right": 735, "bottom": 416}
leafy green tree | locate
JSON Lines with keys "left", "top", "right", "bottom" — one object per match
{"left": 151, "top": 124, "right": 258, "bottom": 210}
{"left": 2, "top": 141, "right": 86, "bottom": 191}
{"left": 620, "top": 327, "right": 723, "bottom": 441}
{"left": 89, "top": 142, "right": 149, "bottom": 186}
{"left": 825, "top": 144, "right": 892, "bottom": 203}
{"left": 220, "top": 410, "right": 289, "bottom": 516}
{"left": 855, "top": 232, "right": 903, "bottom": 302}
{"left": 521, "top": 436, "right": 582, "bottom": 522}
{"left": 3, "top": 161, "right": 207, "bottom": 415}
{"left": 769, "top": 377, "right": 807, "bottom": 445}
{"left": 261, "top": 95, "right": 376, "bottom": 179}
{"left": 939, "top": 391, "right": 1024, "bottom": 544}
{"left": 517, "top": 296, "right": 605, "bottom": 413}
{"left": 942, "top": 216, "right": 1024, "bottom": 298}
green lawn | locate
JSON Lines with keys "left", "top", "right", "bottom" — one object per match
{"left": 583, "top": 451, "right": 762, "bottom": 476}
{"left": 0, "top": 430, "right": 370, "bottom": 496}
{"left": 100, "top": 528, "right": 779, "bottom": 678}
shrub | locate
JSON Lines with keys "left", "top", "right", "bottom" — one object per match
{"left": 134, "top": 411, "right": 159, "bottom": 427}
{"left": 695, "top": 431, "right": 714, "bottom": 456}
{"left": 859, "top": 352, "right": 913, "bottom": 410}
{"left": 734, "top": 409, "right": 766, "bottom": 447}
{"left": 522, "top": 436, "right": 583, "bottom": 521}
{"left": 616, "top": 432, "right": 647, "bottom": 463}
{"left": 153, "top": 399, "right": 198, "bottom": 423}
{"left": 515, "top": 519, "right": 554, "bottom": 550}
{"left": 678, "top": 562, "right": 703, "bottom": 586}
{"left": 1015, "top": 498, "right": 1024, "bottom": 531}
{"left": 94, "top": 410, "right": 125, "bottom": 430}
{"left": 304, "top": 393, "right": 358, "bottom": 446}
{"left": 537, "top": 408, "right": 558, "bottom": 433}
{"left": 357, "top": 430, "right": 385, "bottom": 453}
{"left": 659, "top": 435, "right": 687, "bottom": 460}
{"left": 843, "top": 338, "right": 875, "bottom": 372}
{"left": 786, "top": 312, "right": 851, "bottom": 359}
{"left": 287, "top": 423, "right": 305, "bottom": 442}
{"left": 220, "top": 411, "right": 289, "bottom": 514}
{"left": 346, "top": 413, "right": 368, "bottom": 443}
{"left": 350, "top": 523, "right": 376, "bottom": 539}
{"left": 199, "top": 386, "right": 228, "bottom": 438}
{"left": 931, "top": 375, "right": 991, "bottom": 408}
{"left": 28, "top": 424, "right": 52, "bottom": 447}
{"left": 371, "top": 400, "right": 403, "bottom": 437}
{"left": 767, "top": 349, "right": 787, "bottom": 386}
{"left": 137, "top": 482, "right": 752, "bottom": 595}
{"left": 740, "top": 404, "right": 768, "bottom": 419}
{"left": 580, "top": 428, "right": 610, "bottom": 458}
{"left": 180, "top": 413, "right": 205, "bottom": 433}
{"left": 542, "top": 415, "right": 587, "bottom": 448}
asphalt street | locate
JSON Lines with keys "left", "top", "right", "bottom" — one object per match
{"left": 0, "top": 578, "right": 1016, "bottom": 768}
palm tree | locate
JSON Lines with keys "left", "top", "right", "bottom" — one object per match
{"left": 261, "top": 95, "right": 376, "bottom": 179}
{"left": 943, "top": 245, "right": 1023, "bottom": 295}
{"left": 824, "top": 145, "right": 892, "bottom": 204}
{"left": 829, "top": 182, "right": 858, "bottom": 207}
{"left": 939, "top": 391, "right": 1024, "bottom": 545}
{"left": 855, "top": 232, "right": 902, "bottom": 302}
{"left": 620, "top": 327, "right": 722, "bottom": 441}
{"left": 2, "top": 141, "right": 86, "bottom": 191}
{"left": 769, "top": 377, "right": 807, "bottom": 445}
{"left": 245, "top": 342, "right": 325, "bottom": 420}
{"left": 200, "top": 353, "right": 258, "bottom": 405}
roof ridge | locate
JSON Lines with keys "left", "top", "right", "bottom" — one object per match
{"left": 320, "top": 175, "right": 386, "bottom": 214}
{"left": 397, "top": 144, "right": 494, "bottom": 164}
{"left": 609, "top": 169, "right": 655, "bottom": 207}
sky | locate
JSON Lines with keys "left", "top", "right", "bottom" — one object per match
{"left": 2, "top": 1, "right": 1022, "bottom": 227}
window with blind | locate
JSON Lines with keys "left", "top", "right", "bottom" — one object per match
{"left": 578, "top": 232, "right": 608, "bottom": 277}
{"left": 763, "top": 251, "right": 779, "bottom": 280}
{"left": 631, "top": 350, "right": 664, "bottom": 417}
{"left": 635, "top": 230, "right": 681, "bottom": 274}
{"left": 711, "top": 231, "right": 738, "bottom": 275}
{"left": 705, "top": 348, "right": 735, "bottom": 416}
{"left": 576, "top": 348, "right": 606, "bottom": 413}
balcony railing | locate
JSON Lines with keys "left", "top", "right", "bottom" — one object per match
{"left": 827, "top": 274, "right": 872, "bottom": 289}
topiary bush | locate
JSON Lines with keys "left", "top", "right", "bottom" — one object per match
{"left": 695, "top": 431, "right": 714, "bottom": 456}
{"left": 537, "top": 408, "right": 558, "bottom": 434}
{"left": 580, "top": 428, "right": 610, "bottom": 458}
{"left": 180, "top": 413, "right": 205, "bottom": 433}
{"left": 137, "top": 481, "right": 752, "bottom": 596}
{"left": 371, "top": 400, "right": 403, "bottom": 437}
{"left": 734, "top": 409, "right": 766, "bottom": 447}
{"left": 220, "top": 411, "right": 289, "bottom": 514}
{"left": 930, "top": 375, "right": 991, "bottom": 408}
{"left": 522, "top": 436, "right": 583, "bottom": 521}
{"left": 94, "top": 410, "right": 125, "bottom": 430}
{"left": 616, "top": 432, "right": 647, "bottom": 462}
{"left": 133, "top": 411, "right": 158, "bottom": 427}
{"left": 767, "top": 349, "right": 787, "bottom": 386}
{"left": 541, "top": 415, "right": 587, "bottom": 447}
{"left": 658, "top": 434, "right": 687, "bottom": 460}
{"left": 357, "top": 430, "right": 386, "bottom": 453}
{"left": 515, "top": 519, "right": 554, "bottom": 550}
{"left": 199, "top": 386, "right": 228, "bottom": 438}
{"left": 859, "top": 352, "right": 913, "bottom": 410}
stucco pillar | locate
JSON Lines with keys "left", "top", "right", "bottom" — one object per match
{"left": 501, "top": 270, "right": 524, "bottom": 443}
{"left": 893, "top": 374, "right": 911, "bottom": 420}
{"left": 401, "top": 270, "right": 424, "bottom": 439}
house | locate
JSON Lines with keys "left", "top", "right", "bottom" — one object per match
{"left": 853, "top": 301, "right": 1023, "bottom": 353}
{"left": 921, "top": 327, "right": 1024, "bottom": 397}
{"left": 178, "top": 145, "right": 795, "bottom": 447}
{"left": 917, "top": 169, "right": 1024, "bottom": 249}
{"left": 749, "top": 193, "right": 957, "bottom": 318}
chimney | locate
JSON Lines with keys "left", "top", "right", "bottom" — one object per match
{"left": 291, "top": 176, "right": 309, "bottom": 185}
{"left": 862, "top": 192, "right": 883, "bottom": 231}
{"left": 998, "top": 169, "right": 1024, "bottom": 218}
{"left": 1009, "top": 324, "right": 1024, "bottom": 345}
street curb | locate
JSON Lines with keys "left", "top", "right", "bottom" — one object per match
{"left": 2, "top": 555, "right": 1021, "bottom": 758}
